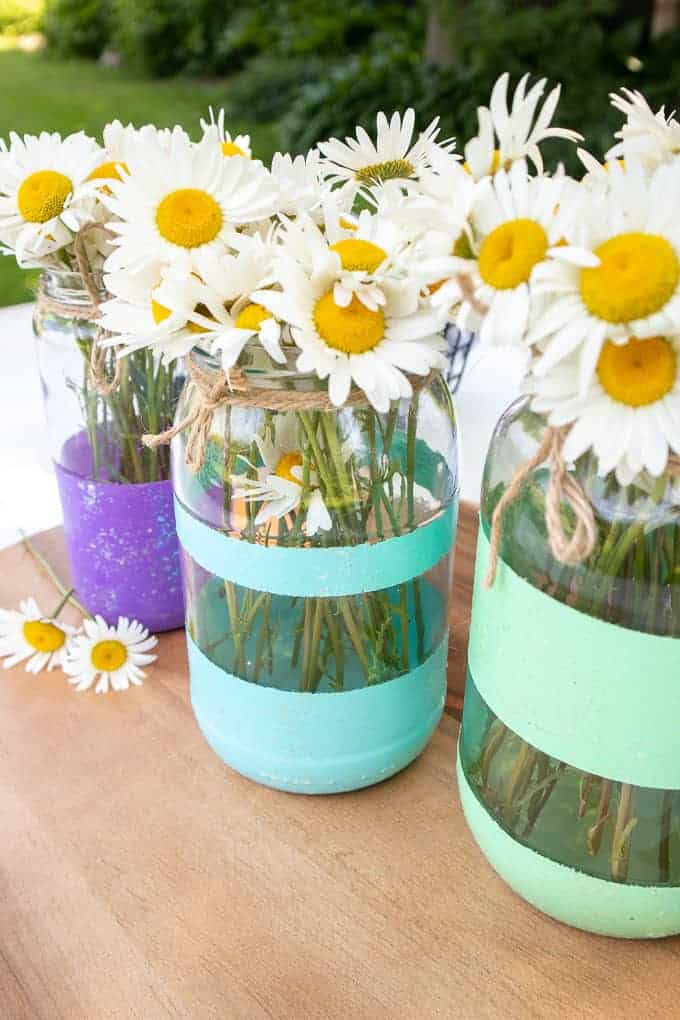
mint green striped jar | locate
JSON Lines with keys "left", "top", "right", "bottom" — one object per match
{"left": 458, "top": 398, "right": 680, "bottom": 938}
{"left": 172, "top": 348, "right": 458, "bottom": 794}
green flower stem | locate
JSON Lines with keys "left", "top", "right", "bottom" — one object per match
{"left": 323, "top": 602, "right": 344, "bottom": 691}
{"left": 20, "top": 531, "right": 90, "bottom": 617}
{"left": 337, "top": 598, "right": 370, "bottom": 682}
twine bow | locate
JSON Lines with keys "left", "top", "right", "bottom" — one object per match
{"left": 485, "top": 426, "right": 597, "bottom": 587}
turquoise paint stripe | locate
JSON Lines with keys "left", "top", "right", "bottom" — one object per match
{"left": 187, "top": 631, "right": 448, "bottom": 794}
{"left": 469, "top": 525, "right": 680, "bottom": 789}
{"left": 457, "top": 749, "right": 680, "bottom": 938}
{"left": 175, "top": 497, "right": 457, "bottom": 598}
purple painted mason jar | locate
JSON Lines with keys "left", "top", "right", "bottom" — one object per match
{"left": 33, "top": 269, "right": 185, "bottom": 632}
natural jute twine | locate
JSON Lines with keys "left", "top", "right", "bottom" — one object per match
{"left": 36, "top": 223, "right": 121, "bottom": 397}
{"left": 485, "top": 426, "right": 597, "bottom": 587}
{"left": 143, "top": 355, "right": 436, "bottom": 474}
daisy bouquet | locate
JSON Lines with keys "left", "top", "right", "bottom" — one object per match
{"left": 450, "top": 86, "right": 680, "bottom": 891}
{"left": 89, "top": 104, "right": 471, "bottom": 704}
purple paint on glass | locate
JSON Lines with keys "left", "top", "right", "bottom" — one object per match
{"left": 54, "top": 434, "right": 185, "bottom": 632}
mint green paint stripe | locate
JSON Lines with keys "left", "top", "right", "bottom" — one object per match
{"left": 457, "top": 749, "right": 680, "bottom": 938}
{"left": 187, "top": 632, "right": 448, "bottom": 794}
{"left": 469, "top": 524, "right": 680, "bottom": 789}
{"left": 175, "top": 497, "right": 457, "bottom": 598}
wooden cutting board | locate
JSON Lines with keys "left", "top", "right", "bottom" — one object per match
{"left": 2, "top": 506, "right": 679, "bottom": 1020}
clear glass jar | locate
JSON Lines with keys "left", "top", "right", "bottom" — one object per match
{"left": 172, "top": 346, "right": 459, "bottom": 792}
{"left": 458, "top": 397, "right": 680, "bottom": 937}
{"left": 33, "top": 269, "right": 185, "bottom": 631}
{"left": 34, "top": 268, "right": 180, "bottom": 483}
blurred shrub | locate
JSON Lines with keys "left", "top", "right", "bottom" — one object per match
{"left": 43, "top": 0, "right": 110, "bottom": 57}
{"left": 0, "top": 0, "right": 44, "bottom": 35}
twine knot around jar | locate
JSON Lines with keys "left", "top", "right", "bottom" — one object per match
{"left": 143, "top": 355, "right": 437, "bottom": 474}
{"left": 485, "top": 425, "right": 597, "bottom": 587}
{"left": 35, "top": 223, "right": 121, "bottom": 397}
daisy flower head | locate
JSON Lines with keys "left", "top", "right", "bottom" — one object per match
{"left": 451, "top": 159, "right": 567, "bottom": 345}
{"left": 200, "top": 107, "right": 252, "bottom": 159}
{"left": 103, "top": 129, "right": 279, "bottom": 274}
{"left": 463, "top": 73, "right": 581, "bottom": 181}
{"left": 252, "top": 250, "right": 447, "bottom": 414}
{"left": 232, "top": 414, "right": 332, "bottom": 536}
{"left": 0, "top": 130, "right": 102, "bottom": 265}
{"left": 0, "top": 597, "right": 75, "bottom": 674}
{"left": 270, "top": 149, "right": 331, "bottom": 220}
{"left": 529, "top": 332, "right": 680, "bottom": 485}
{"left": 64, "top": 615, "right": 157, "bottom": 694}
{"left": 318, "top": 109, "right": 454, "bottom": 198}
{"left": 607, "top": 89, "right": 680, "bottom": 171}
{"left": 530, "top": 160, "right": 680, "bottom": 390}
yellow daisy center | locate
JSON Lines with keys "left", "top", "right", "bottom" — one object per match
{"left": 314, "top": 291, "right": 385, "bottom": 354}
{"left": 235, "top": 303, "right": 272, "bottom": 331}
{"left": 88, "top": 160, "right": 129, "bottom": 183}
{"left": 597, "top": 335, "right": 677, "bottom": 407}
{"left": 17, "top": 170, "right": 72, "bottom": 224}
{"left": 275, "top": 452, "right": 303, "bottom": 484}
{"left": 221, "top": 141, "right": 247, "bottom": 157}
{"left": 330, "top": 238, "right": 388, "bottom": 273}
{"left": 339, "top": 216, "right": 358, "bottom": 231}
{"left": 22, "top": 620, "right": 65, "bottom": 653}
{"left": 151, "top": 298, "right": 212, "bottom": 333}
{"left": 580, "top": 232, "right": 679, "bottom": 323}
{"left": 478, "top": 218, "right": 548, "bottom": 290}
{"left": 91, "top": 639, "right": 128, "bottom": 672}
{"left": 155, "top": 188, "right": 223, "bottom": 248}
{"left": 355, "top": 158, "right": 414, "bottom": 184}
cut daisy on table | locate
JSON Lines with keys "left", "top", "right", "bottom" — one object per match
{"left": 463, "top": 72, "right": 582, "bottom": 180}
{"left": 0, "top": 597, "right": 75, "bottom": 675}
{"left": 528, "top": 332, "right": 680, "bottom": 486}
{"left": 530, "top": 159, "right": 680, "bottom": 390}
{"left": 232, "top": 414, "right": 332, "bottom": 536}
{"left": 103, "top": 128, "right": 279, "bottom": 274}
{"left": 64, "top": 615, "right": 158, "bottom": 694}
{"left": 0, "top": 130, "right": 102, "bottom": 265}
{"left": 318, "top": 108, "right": 454, "bottom": 198}
{"left": 252, "top": 248, "right": 447, "bottom": 414}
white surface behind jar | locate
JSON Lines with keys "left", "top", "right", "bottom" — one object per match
{"left": 0, "top": 302, "right": 524, "bottom": 551}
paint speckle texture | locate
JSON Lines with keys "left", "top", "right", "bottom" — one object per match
{"left": 55, "top": 464, "right": 185, "bottom": 632}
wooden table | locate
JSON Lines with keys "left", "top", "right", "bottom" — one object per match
{"left": 2, "top": 506, "right": 679, "bottom": 1019}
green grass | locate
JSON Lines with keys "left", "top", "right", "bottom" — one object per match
{"left": 0, "top": 49, "right": 279, "bottom": 306}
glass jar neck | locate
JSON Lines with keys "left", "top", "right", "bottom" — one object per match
{"left": 41, "top": 268, "right": 106, "bottom": 307}
{"left": 193, "top": 342, "right": 328, "bottom": 393}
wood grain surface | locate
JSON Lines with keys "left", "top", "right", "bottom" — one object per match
{"left": 1, "top": 510, "right": 679, "bottom": 1020}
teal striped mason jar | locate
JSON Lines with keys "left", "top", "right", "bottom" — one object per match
{"left": 458, "top": 398, "right": 680, "bottom": 938}
{"left": 172, "top": 347, "right": 459, "bottom": 793}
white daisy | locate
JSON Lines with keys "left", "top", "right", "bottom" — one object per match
{"left": 0, "top": 597, "right": 75, "bottom": 674}
{"left": 103, "top": 129, "right": 278, "bottom": 274}
{"left": 270, "top": 149, "right": 330, "bottom": 220}
{"left": 449, "top": 159, "right": 567, "bottom": 346}
{"left": 529, "top": 333, "right": 680, "bottom": 485}
{"left": 607, "top": 89, "right": 680, "bottom": 170}
{"left": 200, "top": 107, "right": 252, "bottom": 159}
{"left": 252, "top": 254, "right": 446, "bottom": 413}
{"left": 530, "top": 160, "right": 680, "bottom": 390}
{"left": 0, "top": 130, "right": 101, "bottom": 265}
{"left": 318, "top": 109, "right": 454, "bottom": 196}
{"left": 233, "top": 415, "right": 332, "bottom": 536}
{"left": 63, "top": 615, "right": 158, "bottom": 694}
{"left": 464, "top": 73, "right": 581, "bottom": 180}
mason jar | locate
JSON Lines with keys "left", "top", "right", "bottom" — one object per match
{"left": 458, "top": 397, "right": 680, "bottom": 938}
{"left": 172, "top": 345, "right": 459, "bottom": 793}
{"left": 34, "top": 268, "right": 185, "bottom": 631}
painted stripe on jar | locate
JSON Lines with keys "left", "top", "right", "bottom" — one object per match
{"left": 174, "top": 497, "right": 457, "bottom": 598}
